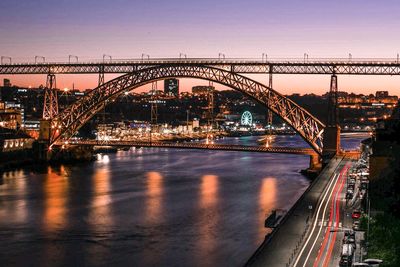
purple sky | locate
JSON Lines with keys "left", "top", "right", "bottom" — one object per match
{"left": 1, "top": 0, "right": 400, "bottom": 95}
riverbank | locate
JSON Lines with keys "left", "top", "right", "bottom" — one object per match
{"left": 246, "top": 156, "right": 344, "bottom": 267}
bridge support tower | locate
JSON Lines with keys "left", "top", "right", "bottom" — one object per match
{"left": 266, "top": 67, "right": 273, "bottom": 134}
{"left": 42, "top": 74, "right": 58, "bottom": 120}
{"left": 322, "top": 72, "right": 341, "bottom": 159}
{"left": 38, "top": 74, "right": 59, "bottom": 160}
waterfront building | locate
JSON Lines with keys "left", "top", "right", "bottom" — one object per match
{"left": 0, "top": 127, "right": 34, "bottom": 153}
{"left": 0, "top": 102, "right": 22, "bottom": 130}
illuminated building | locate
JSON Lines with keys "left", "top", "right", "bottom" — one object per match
{"left": 164, "top": 78, "right": 179, "bottom": 97}
{"left": 192, "top": 85, "right": 215, "bottom": 95}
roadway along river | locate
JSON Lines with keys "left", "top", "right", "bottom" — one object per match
{"left": 0, "top": 134, "right": 367, "bottom": 267}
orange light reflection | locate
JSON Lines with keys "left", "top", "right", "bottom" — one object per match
{"left": 43, "top": 166, "right": 69, "bottom": 233}
{"left": 89, "top": 167, "right": 112, "bottom": 229}
{"left": 259, "top": 177, "right": 277, "bottom": 240}
{"left": 197, "top": 174, "right": 219, "bottom": 264}
{"left": 145, "top": 171, "right": 164, "bottom": 222}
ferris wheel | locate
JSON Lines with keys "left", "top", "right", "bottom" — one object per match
{"left": 241, "top": 111, "right": 253, "bottom": 126}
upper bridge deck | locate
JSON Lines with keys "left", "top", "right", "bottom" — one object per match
{"left": 1, "top": 57, "right": 400, "bottom": 75}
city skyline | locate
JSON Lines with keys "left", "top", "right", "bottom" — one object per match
{"left": 1, "top": 0, "right": 400, "bottom": 95}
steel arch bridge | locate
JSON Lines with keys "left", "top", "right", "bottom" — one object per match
{"left": 49, "top": 65, "right": 325, "bottom": 154}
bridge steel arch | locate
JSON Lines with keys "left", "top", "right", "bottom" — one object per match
{"left": 50, "top": 65, "right": 325, "bottom": 154}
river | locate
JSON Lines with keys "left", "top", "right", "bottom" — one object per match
{"left": 0, "top": 134, "right": 368, "bottom": 267}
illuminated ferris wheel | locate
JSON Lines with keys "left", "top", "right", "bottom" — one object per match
{"left": 241, "top": 111, "right": 253, "bottom": 126}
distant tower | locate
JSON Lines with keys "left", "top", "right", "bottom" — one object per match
{"left": 164, "top": 78, "right": 179, "bottom": 97}
{"left": 207, "top": 82, "right": 215, "bottom": 128}
{"left": 151, "top": 81, "right": 158, "bottom": 124}
{"left": 42, "top": 74, "right": 59, "bottom": 120}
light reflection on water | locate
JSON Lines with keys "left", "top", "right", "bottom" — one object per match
{"left": 145, "top": 171, "right": 164, "bottom": 223}
{"left": 0, "top": 135, "right": 369, "bottom": 266}
{"left": 89, "top": 165, "right": 113, "bottom": 229}
{"left": 198, "top": 174, "right": 220, "bottom": 265}
{"left": 258, "top": 177, "right": 277, "bottom": 239}
{"left": 43, "top": 166, "right": 68, "bottom": 233}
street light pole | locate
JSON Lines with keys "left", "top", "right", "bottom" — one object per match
{"left": 303, "top": 53, "right": 308, "bottom": 63}
{"left": 35, "top": 56, "right": 45, "bottom": 64}
{"left": 69, "top": 55, "right": 78, "bottom": 63}
{"left": 103, "top": 54, "right": 112, "bottom": 63}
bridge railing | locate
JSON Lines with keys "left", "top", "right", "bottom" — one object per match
{"left": 1, "top": 57, "right": 400, "bottom": 65}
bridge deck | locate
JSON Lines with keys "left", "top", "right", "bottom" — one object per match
{"left": 62, "top": 140, "right": 317, "bottom": 155}
{"left": 1, "top": 58, "right": 400, "bottom": 74}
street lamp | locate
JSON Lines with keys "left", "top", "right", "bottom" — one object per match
{"left": 103, "top": 54, "right": 112, "bottom": 63}
{"left": 262, "top": 53, "right": 268, "bottom": 62}
{"left": 397, "top": 53, "right": 399, "bottom": 63}
{"left": 68, "top": 55, "right": 78, "bottom": 63}
{"left": 303, "top": 53, "right": 309, "bottom": 63}
{"left": 1, "top": 56, "right": 12, "bottom": 64}
{"left": 35, "top": 56, "right": 45, "bottom": 64}
{"left": 349, "top": 53, "right": 352, "bottom": 62}
{"left": 141, "top": 53, "right": 150, "bottom": 61}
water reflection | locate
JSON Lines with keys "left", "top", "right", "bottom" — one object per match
{"left": 198, "top": 175, "right": 219, "bottom": 264}
{"left": 43, "top": 166, "right": 69, "bottom": 233}
{"left": 0, "top": 170, "right": 27, "bottom": 223}
{"left": 89, "top": 165, "right": 112, "bottom": 229}
{"left": 200, "top": 174, "right": 219, "bottom": 207}
{"left": 259, "top": 177, "right": 277, "bottom": 239}
{"left": 145, "top": 171, "right": 164, "bottom": 223}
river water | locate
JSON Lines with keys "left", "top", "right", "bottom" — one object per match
{"left": 0, "top": 134, "right": 367, "bottom": 267}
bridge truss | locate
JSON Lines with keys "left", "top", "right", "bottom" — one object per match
{"left": 1, "top": 59, "right": 400, "bottom": 75}
{"left": 49, "top": 65, "right": 325, "bottom": 154}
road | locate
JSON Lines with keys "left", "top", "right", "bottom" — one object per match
{"left": 293, "top": 159, "right": 353, "bottom": 267}
{"left": 247, "top": 157, "right": 343, "bottom": 267}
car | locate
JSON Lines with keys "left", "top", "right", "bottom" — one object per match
{"left": 348, "top": 184, "right": 355, "bottom": 191}
{"left": 347, "top": 189, "right": 354, "bottom": 195}
{"left": 344, "top": 229, "right": 355, "bottom": 239}
{"left": 346, "top": 192, "right": 353, "bottom": 200}
{"left": 360, "top": 182, "right": 368, "bottom": 190}
{"left": 339, "top": 256, "right": 353, "bottom": 267}
{"left": 349, "top": 178, "right": 356, "bottom": 184}
{"left": 352, "top": 210, "right": 362, "bottom": 219}
{"left": 363, "top": 259, "right": 383, "bottom": 266}
{"left": 343, "top": 237, "right": 356, "bottom": 249}
{"left": 353, "top": 220, "right": 361, "bottom": 231}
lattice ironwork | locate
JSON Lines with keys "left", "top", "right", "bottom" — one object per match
{"left": 50, "top": 65, "right": 325, "bottom": 154}
{"left": 42, "top": 74, "right": 58, "bottom": 120}
{"left": 327, "top": 74, "right": 339, "bottom": 126}
{"left": 1, "top": 60, "right": 400, "bottom": 75}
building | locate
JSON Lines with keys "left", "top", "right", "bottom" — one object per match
{"left": 0, "top": 127, "right": 34, "bottom": 153}
{"left": 3, "top": 78, "right": 11, "bottom": 87}
{"left": 192, "top": 85, "right": 215, "bottom": 95}
{"left": 164, "top": 79, "right": 179, "bottom": 97}
{"left": 376, "top": 91, "right": 389, "bottom": 99}
{"left": 0, "top": 102, "right": 22, "bottom": 130}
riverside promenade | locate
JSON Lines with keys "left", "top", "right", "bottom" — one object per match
{"left": 246, "top": 156, "right": 344, "bottom": 267}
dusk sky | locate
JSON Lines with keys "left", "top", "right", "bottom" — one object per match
{"left": 1, "top": 0, "right": 400, "bottom": 95}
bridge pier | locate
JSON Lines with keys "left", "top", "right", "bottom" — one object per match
{"left": 322, "top": 125, "right": 341, "bottom": 160}
{"left": 309, "top": 154, "right": 322, "bottom": 170}
{"left": 322, "top": 72, "right": 341, "bottom": 161}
